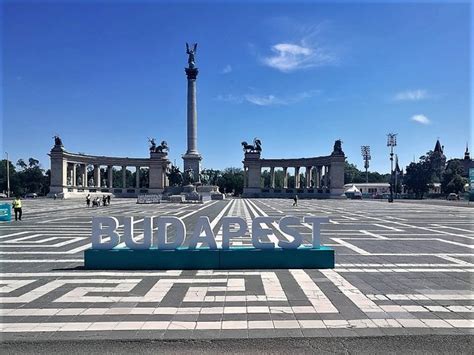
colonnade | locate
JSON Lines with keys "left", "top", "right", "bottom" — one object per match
{"left": 49, "top": 147, "right": 170, "bottom": 197}
{"left": 242, "top": 147, "right": 345, "bottom": 198}
{"left": 265, "top": 165, "right": 330, "bottom": 189}
{"left": 65, "top": 163, "right": 146, "bottom": 189}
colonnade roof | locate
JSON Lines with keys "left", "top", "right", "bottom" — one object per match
{"left": 252, "top": 155, "right": 333, "bottom": 168}
{"left": 52, "top": 150, "right": 154, "bottom": 167}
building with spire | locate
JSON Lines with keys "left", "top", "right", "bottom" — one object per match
{"left": 430, "top": 139, "right": 447, "bottom": 182}
{"left": 448, "top": 143, "right": 473, "bottom": 179}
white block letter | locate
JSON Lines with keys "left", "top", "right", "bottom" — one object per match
{"left": 252, "top": 216, "right": 275, "bottom": 249}
{"left": 222, "top": 216, "right": 247, "bottom": 250}
{"left": 304, "top": 216, "right": 329, "bottom": 248}
{"left": 188, "top": 216, "right": 217, "bottom": 250}
{"left": 123, "top": 216, "right": 153, "bottom": 250}
{"left": 91, "top": 217, "right": 120, "bottom": 250}
{"left": 157, "top": 216, "right": 185, "bottom": 250}
{"left": 278, "top": 216, "right": 303, "bottom": 249}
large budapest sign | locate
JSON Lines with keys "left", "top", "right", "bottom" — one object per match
{"left": 92, "top": 216, "right": 328, "bottom": 250}
{"left": 85, "top": 215, "right": 335, "bottom": 270}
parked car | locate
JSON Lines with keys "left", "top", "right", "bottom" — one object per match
{"left": 0, "top": 193, "right": 7, "bottom": 198}
{"left": 25, "top": 193, "right": 38, "bottom": 198}
{"left": 446, "top": 193, "right": 459, "bottom": 200}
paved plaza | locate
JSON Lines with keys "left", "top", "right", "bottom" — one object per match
{"left": 1, "top": 198, "right": 473, "bottom": 344}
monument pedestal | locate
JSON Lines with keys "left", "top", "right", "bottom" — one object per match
{"left": 84, "top": 246, "right": 335, "bottom": 270}
{"left": 183, "top": 153, "right": 202, "bottom": 183}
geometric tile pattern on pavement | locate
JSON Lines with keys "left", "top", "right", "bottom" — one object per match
{"left": 1, "top": 198, "right": 473, "bottom": 340}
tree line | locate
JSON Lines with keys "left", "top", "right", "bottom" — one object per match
{"left": 0, "top": 158, "right": 50, "bottom": 196}
{"left": 404, "top": 150, "right": 467, "bottom": 199}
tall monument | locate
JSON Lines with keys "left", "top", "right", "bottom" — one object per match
{"left": 182, "top": 42, "right": 202, "bottom": 183}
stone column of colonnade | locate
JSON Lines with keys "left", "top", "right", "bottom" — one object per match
{"left": 294, "top": 167, "right": 300, "bottom": 188}
{"left": 93, "top": 165, "right": 100, "bottom": 187}
{"left": 283, "top": 167, "right": 288, "bottom": 188}
{"left": 316, "top": 166, "right": 322, "bottom": 188}
{"left": 306, "top": 166, "right": 312, "bottom": 188}
{"left": 323, "top": 165, "right": 329, "bottom": 188}
{"left": 122, "top": 166, "right": 127, "bottom": 188}
{"left": 71, "top": 164, "right": 76, "bottom": 186}
{"left": 107, "top": 166, "right": 113, "bottom": 188}
{"left": 135, "top": 166, "right": 140, "bottom": 188}
{"left": 270, "top": 167, "right": 275, "bottom": 189}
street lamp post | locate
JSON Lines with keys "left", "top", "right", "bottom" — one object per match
{"left": 387, "top": 133, "right": 397, "bottom": 203}
{"left": 5, "top": 152, "right": 10, "bottom": 198}
{"left": 361, "top": 146, "right": 371, "bottom": 184}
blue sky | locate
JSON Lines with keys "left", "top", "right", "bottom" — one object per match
{"left": 2, "top": 1, "right": 471, "bottom": 173}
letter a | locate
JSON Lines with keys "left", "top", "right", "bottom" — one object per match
{"left": 188, "top": 216, "right": 217, "bottom": 250}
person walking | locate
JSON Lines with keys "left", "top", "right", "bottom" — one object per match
{"left": 102, "top": 195, "right": 107, "bottom": 206}
{"left": 107, "top": 195, "right": 111, "bottom": 205}
{"left": 12, "top": 196, "right": 22, "bottom": 221}
{"left": 86, "top": 194, "right": 91, "bottom": 207}
{"left": 293, "top": 194, "right": 298, "bottom": 207}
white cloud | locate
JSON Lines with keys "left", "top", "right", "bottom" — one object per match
{"left": 221, "top": 65, "right": 232, "bottom": 74}
{"left": 411, "top": 114, "right": 430, "bottom": 125}
{"left": 216, "top": 90, "right": 320, "bottom": 106}
{"left": 393, "top": 89, "right": 429, "bottom": 101}
{"left": 244, "top": 94, "right": 281, "bottom": 106}
{"left": 215, "top": 94, "right": 243, "bottom": 104}
{"left": 261, "top": 42, "right": 335, "bottom": 72}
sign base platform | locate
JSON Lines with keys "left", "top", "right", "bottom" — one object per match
{"left": 84, "top": 246, "right": 335, "bottom": 270}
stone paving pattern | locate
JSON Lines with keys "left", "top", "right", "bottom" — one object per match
{"left": 1, "top": 198, "right": 473, "bottom": 340}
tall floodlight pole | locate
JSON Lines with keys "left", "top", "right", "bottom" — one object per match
{"left": 361, "top": 146, "right": 371, "bottom": 184}
{"left": 5, "top": 152, "right": 10, "bottom": 198}
{"left": 387, "top": 133, "right": 397, "bottom": 203}
{"left": 394, "top": 154, "right": 399, "bottom": 199}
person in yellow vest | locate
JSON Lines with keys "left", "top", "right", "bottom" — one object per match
{"left": 12, "top": 196, "right": 22, "bottom": 221}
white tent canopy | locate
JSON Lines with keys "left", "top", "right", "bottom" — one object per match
{"left": 345, "top": 185, "right": 361, "bottom": 193}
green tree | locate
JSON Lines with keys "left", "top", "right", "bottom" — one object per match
{"left": 0, "top": 160, "right": 20, "bottom": 195}
{"left": 404, "top": 158, "right": 433, "bottom": 199}
{"left": 344, "top": 161, "right": 390, "bottom": 184}
{"left": 217, "top": 167, "right": 244, "bottom": 195}
{"left": 442, "top": 160, "right": 467, "bottom": 194}
{"left": 16, "top": 157, "right": 48, "bottom": 195}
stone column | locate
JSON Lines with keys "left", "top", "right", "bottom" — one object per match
{"left": 72, "top": 164, "right": 76, "bottom": 186}
{"left": 183, "top": 66, "right": 202, "bottom": 182}
{"left": 294, "top": 167, "right": 300, "bottom": 188}
{"left": 283, "top": 167, "right": 288, "bottom": 188}
{"left": 83, "top": 165, "right": 88, "bottom": 187}
{"left": 135, "top": 166, "right": 140, "bottom": 188}
{"left": 317, "top": 166, "right": 322, "bottom": 188}
{"left": 323, "top": 166, "right": 328, "bottom": 188}
{"left": 270, "top": 167, "right": 275, "bottom": 189}
{"left": 94, "top": 164, "right": 100, "bottom": 187}
{"left": 122, "top": 166, "right": 127, "bottom": 188}
{"left": 306, "top": 166, "right": 312, "bottom": 188}
{"left": 107, "top": 165, "right": 113, "bottom": 188}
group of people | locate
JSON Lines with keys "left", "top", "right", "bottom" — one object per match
{"left": 86, "top": 194, "right": 111, "bottom": 207}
